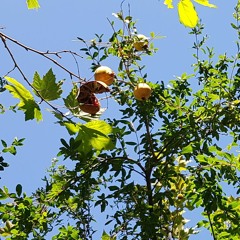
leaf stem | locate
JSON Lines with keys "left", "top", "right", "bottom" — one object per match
{"left": 207, "top": 212, "right": 217, "bottom": 240}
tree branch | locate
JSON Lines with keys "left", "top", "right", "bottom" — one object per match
{"left": 0, "top": 31, "right": 84, "bottom": 81}
{"left": 0, "top": 35, "right": 74, "bottom": 123}
{"left": 207, "top": 212, "right": 217, "bottom": 240}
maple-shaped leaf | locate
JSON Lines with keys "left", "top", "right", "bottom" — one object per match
{"left": 33, "top": 69, "right": 63, "bottom": 101}
{"left": 26, "top": 0, "right": 40, "bottom": 9}
{"left": 178, "top": 0, "right": 198, "bottom": 28}
{"left": 5, "top": 77, "right": 42, "bottom": 121}
{"left": 63, "top": 85, "right": 79, "bottom": 115}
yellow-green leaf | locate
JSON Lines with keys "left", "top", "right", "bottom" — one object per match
{"left": 85, "top": 120, "right": 113, "bottom": 135}
{"left": 5, "top": 77, "right": 33, "bottom": 100}
{"left": 102, "top": 230, "right": 116, "bottom": 240}
{"left": 63, "top": 122, "right": 80, "bottom": 135}
{"left": 5, "top": 77, "right": 42, "bottom": 121}
{"left": 178, "top": 0, "right": 198, "bottom": 28}
{"left": 164, "top": 0, "right": 174, "bottom": 8}
{"left": 181, "top": 144, "right": 193, "bottom": 154}
{"left": 77, "top": 120, "right": 114, "bottom": 152}
{"left": 194, "top": 0, "right": 217, "bottom": 8}
{"left": 26, "top": 0, "right": 40, "bottom": 9}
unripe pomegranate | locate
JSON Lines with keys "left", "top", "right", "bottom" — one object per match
{"left": 133, "top": 83, "right": 152, "bottom": 101}
{"left": 177, "top": 193, "right": 184, "bottom": 200}
{"left": 94, "top": 66, "right": 115, "bottom": 86}
{"left": 133, "top": 34, "right": 149, "bottom": 51}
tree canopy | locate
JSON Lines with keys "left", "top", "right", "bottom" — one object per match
{"left": 0, "top": 1, "right": 239, "bottom": 240}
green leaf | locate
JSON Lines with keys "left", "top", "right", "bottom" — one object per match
{"left": 26, "top": 0, "right": 40, "bottom": 9}
{"left": 178, "top": 0, "right": 198, "bottom": 28}
{"left": 102, "top": 231, "right": 115, "bottom": 240}
{"left": 33, "top": 69, "right": 63, "bottom": 101}
{"left": 62, "top": 122, "right": 81, "bottom": 135}
{"left": 181, "top": 144, "right": 193, "bottom": 154}
{"left": 63, "top": 85, "right": 79, "bottom": 114}
{"left": 85, "top": 120, "right": 113, "bottom": 136}
{"left": 21, "top": 99, "right": 42, "bottom": 121}
{"left": 13, "top": 138, "right": 25, "bottom": 147}
{"left": 1, "top": 140, "right": 7, "bottom": 148}
{"left": 77, "top": 120, "right": 114, "bottom": 152}
{"left": 5, "top": 77, "right": 42, "bottom": 121}
{"left": 16, "top": 184, "right": 22, "bottom": 197}
{"left": 0, "top": 188, "right": 8, "bottom": 200}
{"left": 5, "top": 77, "right": 34, "bottom": 102}
{"left": 2, "top": 145, "right": 16, "bottom": 155}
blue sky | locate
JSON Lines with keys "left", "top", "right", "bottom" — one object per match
{"left": 0, "top": 0, "right": 238, "bottom": 239}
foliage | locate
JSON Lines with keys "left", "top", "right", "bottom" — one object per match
{"left": 5, "top": 77, "right": 42, "bottom": 122}
{"left": 26, "top": 0, "right": 40, "bottom": 10}
{"left": 165, "top": 0, "right": 216, "bottom": 27}
{"left": 0, "top": 1, "right": 240, "bottom": 240}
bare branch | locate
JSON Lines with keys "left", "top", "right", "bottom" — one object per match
{"left": 0, "top": 31, "right": 84, "bottom": 81}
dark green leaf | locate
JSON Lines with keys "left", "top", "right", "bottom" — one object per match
{"left": 1, "top": 140, "right": 7, "bottom": 148}
{"left": 16, "top": 184, "right": 22, "bottom": 197}
{"left": 33, "top": 69, "right": 63, "bottom": 101}
{"left": 63, "top": 86, "right": 79, "bottom": 114}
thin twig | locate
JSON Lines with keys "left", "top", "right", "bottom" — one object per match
{"left": 70, "top": 51, "right": 82, "bottom": 79}
{"left": 0, "top": 31, "right": 84, "bottom": 81}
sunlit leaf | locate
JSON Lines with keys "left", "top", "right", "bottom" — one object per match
{"left": 62, "top": 122, "right": 80, "bottom": 135}
{"left": 178, "top": 0, "right": 198, "bottom": 28}
{"left": 85, "top": 120, "right": 113, "bottom": 135}
{"left": 77, "top": 120, "right": 114, "bottom": 152}
{"left": 26, "top": 0, "right": 40, "bottom": 9}
{"left": 5, "top": 77, "right": 34, "bottom": 103}
{"left": 2, "top": 145, "right": 16, "bottom": 155}
{"left": 181, "top": 144, "right": 193, "bottom": 154}
{"left": 33, "top": 69, "right": 63, "bottom": 101}
{"left": 208, "top": 93, "right": 219, "bottom": 101}
{"left": 5, "top": 77, "right": 42, "bottom": 121}
{"left": 164, "top": 0, "right": 174, "bottom": 8}
{"left": 194, "top": 0, "right": 217, "bottom": 8}
{"left": 0, "top": 187, "right": 8, "bottom": 200}
{"left": 102, "top": 230, "right": 115, "bottom": 240}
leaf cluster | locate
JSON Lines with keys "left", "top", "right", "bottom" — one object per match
{"left": 0, "top": 2, "right": 239, "bottom": 240}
